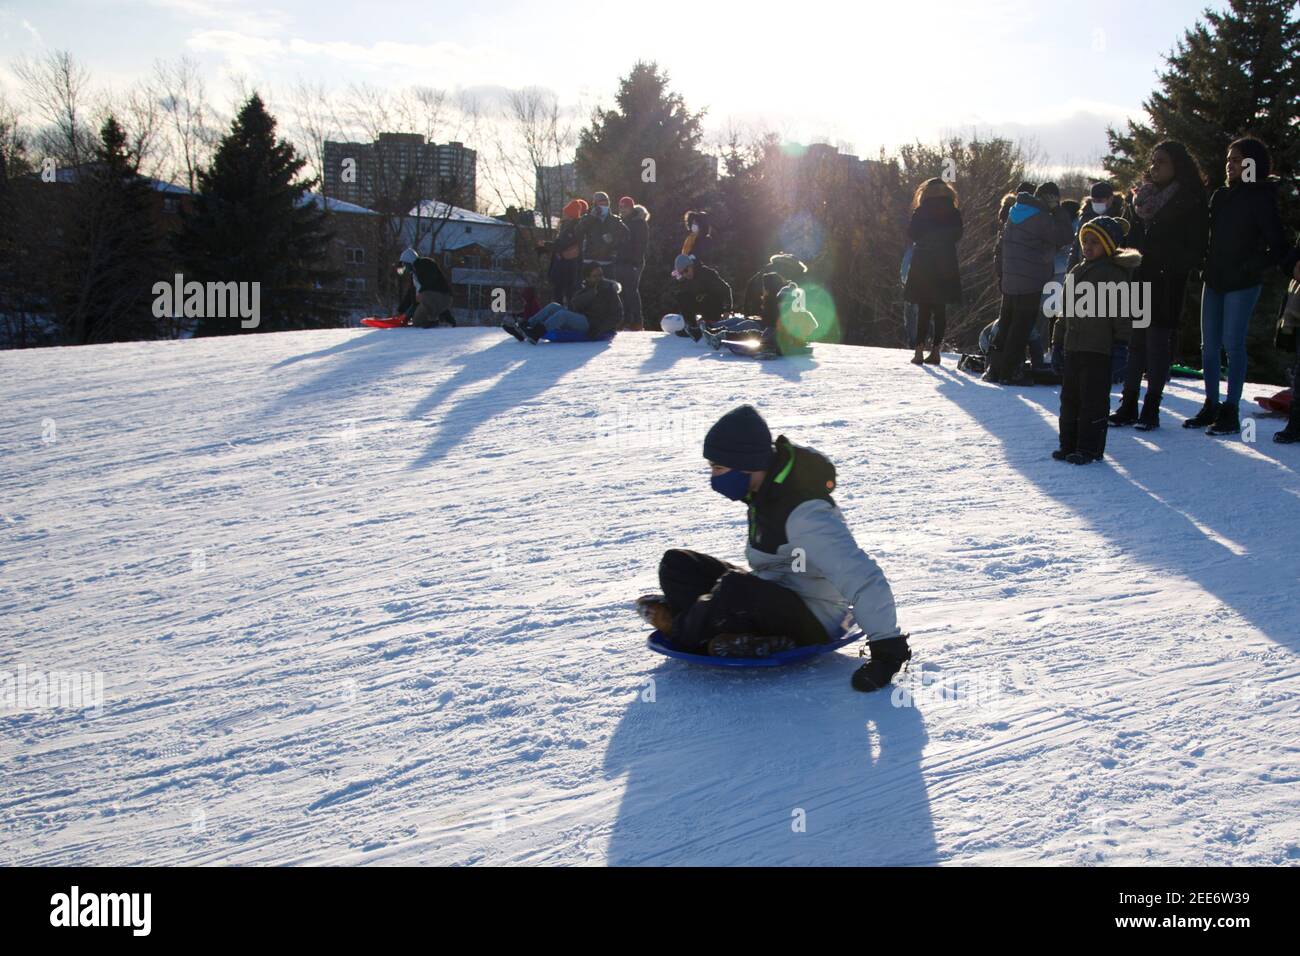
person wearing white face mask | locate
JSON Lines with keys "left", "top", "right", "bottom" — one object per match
{"left": 1067, "top": 182, "right": 1124, "bottom": 270}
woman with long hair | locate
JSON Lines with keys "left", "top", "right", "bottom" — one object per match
{"left": 1109, "top": 140, "right": 1209, "bottom": 430}
{"left": 1184, "top": 136, "right": 1288, "bottom": 436}
{"left": 903, "top": 178, "right": 963, "bottom": 366}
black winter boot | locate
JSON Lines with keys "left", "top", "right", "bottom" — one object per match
{"left": 1206, "top": 402, "right": 1240, "bottom": 437}
{"left": 1183, "top": 400, "right": 1218, "bottom": 429}
{"left": 851, "top": 635, "right": 912, "bottom": 693}
{"left": 1109, "top": 401, "right": 1139, "bottom": 427}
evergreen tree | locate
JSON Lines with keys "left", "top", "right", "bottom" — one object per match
{"left": 58, "top": 116, "right": 163, "bottom": 344}
{"left": 175, "top": 93, "right": 339, "bottom": 335}
{"left": 1103, "top": 0, "right": 1299, "bottom": 193}
{"left": 575, "top": 62, "right": 715, "bottom": 323}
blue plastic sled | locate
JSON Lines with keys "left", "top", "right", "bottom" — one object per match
{"left": 541, "top": 329, "right": 617, "bottom": 343}
{"left": 646, "top": 628, "right": 863, "bottom": 668}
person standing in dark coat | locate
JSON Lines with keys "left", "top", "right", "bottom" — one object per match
{"left": 903, "top": 178, "right": 964, "bottom": 366}
{"left": 1109, "top": 141, "right": 1209, "bottom": 430}
{"left": 1052, "top": 217, "right": 1140, "bottom": 464}
{"left": 987, "top": 183, "right": 1075, "bottom": 384}
{"left": 1184, "top": 137, "right": 1290, "bottom": 437}
{"left": 579, "top": 191, "right": 630, "bottom": 274}
{"left": 615, "top": 196, "right": 650, "bottom": 330}
{"left": 545, "top": 198, "right": 587, "bottom": 306}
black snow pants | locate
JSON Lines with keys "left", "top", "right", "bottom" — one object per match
{"left": 657, "top": 549, "right": 828, "bottom": 653}
{"left": 992, "top": 292, "right": 1042, "bottom": 380}
{"left": 1060, "top": 350, "right": 1113, "bottom": 459}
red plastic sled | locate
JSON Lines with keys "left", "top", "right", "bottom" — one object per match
{"left": 360, "top": 315, "right": 408, "bottom": 329}
{"left": 1254, "top": 389, "right": 1293, "bottom": 415}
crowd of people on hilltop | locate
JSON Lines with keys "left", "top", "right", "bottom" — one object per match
{"left": 911, "top": 136, "right": 1297, "bottom": 453}
{"left": 497, "top": 188, "right": 817, "bottom": 356}
{"left": 383, "top": 141, "right": 1298, "bottom": 678}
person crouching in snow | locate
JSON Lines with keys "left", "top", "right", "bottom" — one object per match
{"left": 504, "top": 262, "right": 622, "bottom": 342}
{"left": 635, "top": 405, "right": 910, "bottom": 692}
{"left": 670, "top": 254, "right": 732, "bottom": 340}
{"left": 1052, "top": 216, "right": 1139, "bottom": 464}
{"left": 396, "top": 247, "right": 455, "bottom": 327}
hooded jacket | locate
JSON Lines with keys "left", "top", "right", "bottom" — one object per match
{"left": 1051, "top": 249, "right": 1142, "bottom": 356}
{"left": 1203, "top": 179, "right": 1288, "bottom": 293}
{"left": 745, "top": 436, "right": 900, "bottom": 641}
{"left": 617, "top": 205, "right": 650, "bottom": 267}
{"left": 569, "top": 276, "right": 624, "bottom": 337}
{"left": 998, "top": 192, "right": 1076, "bottom": 295}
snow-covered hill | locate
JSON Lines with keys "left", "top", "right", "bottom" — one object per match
{"left": 2, "top": 327, "right": 1297, "bottom": 866}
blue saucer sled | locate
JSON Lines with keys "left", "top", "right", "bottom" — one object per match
{"left": 646, "top": 628, "right": 863, "bottom": 669}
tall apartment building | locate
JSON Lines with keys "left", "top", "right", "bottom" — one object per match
{"left": 534, "top": 162, "right": 581, "bottom": 219}
{"left": 323, "top": 133, "right": 477, "bottom": 212}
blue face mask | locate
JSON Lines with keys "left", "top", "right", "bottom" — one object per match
{"left": 710, "top": 468, "right": 751, "bottom": 501}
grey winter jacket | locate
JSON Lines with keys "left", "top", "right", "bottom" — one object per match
{"left": 999, "top": 193, "right": 1076, "bottom": 295}
{"left": 744, "top": 439, "right": 900, "bottom": 640}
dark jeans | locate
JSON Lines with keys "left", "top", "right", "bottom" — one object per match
{"left": 993, "top": 292, "right": 1042, "bottom": 379}
{"left": 613, "top": 263, "right": 643, "bottom": 330}
{"left": 916, "top": 303, "right": 946, "bottom": 352}
{"left": 1120, "top": 325, "right": 1177, "bottom": 422}
{"left": 1060, "top": 350, "right": 1113, "bottom": 458}
{"left": 658, "top": 549, "right": 828, "bottom": 653}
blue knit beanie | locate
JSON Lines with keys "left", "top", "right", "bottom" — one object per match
{"left": 703, "top": 405, "right": 774, "bottom": 472}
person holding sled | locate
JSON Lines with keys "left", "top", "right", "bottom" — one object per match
{"left": 1051, "top": 217, "right": 1139, "bottom": 465}
{"left": 504, "top": 261, "right": 622, "bottom": 343}
{"left": 396, "top": 247, "right": 455, "bottom": 327}
{"left": 635, "top": 405, "right": 909, "bottom": 692}
{"left": 668, "top": 254, "right": 732, "bottom": 339}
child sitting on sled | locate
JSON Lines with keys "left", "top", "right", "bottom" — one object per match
{"left": 636, "top": 405, "right": 910, "bottom": 692}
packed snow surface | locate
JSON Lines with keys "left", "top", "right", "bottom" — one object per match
{"left": 2, "top": 327, "right": 1297, "bottom": 865}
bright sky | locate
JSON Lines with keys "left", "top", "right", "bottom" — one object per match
{"left": 0, "top": 0, "right": 1220, "bottom": 168}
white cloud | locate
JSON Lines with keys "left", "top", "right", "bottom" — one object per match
{"left": 145, "top": 0, "right": 291, "bottom": 36}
